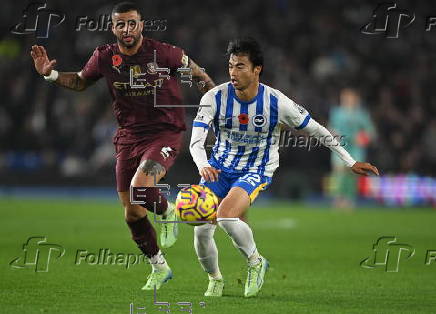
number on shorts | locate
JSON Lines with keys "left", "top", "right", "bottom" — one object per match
{"left": 241, "top": 174, "right": 261, "bottom": 187}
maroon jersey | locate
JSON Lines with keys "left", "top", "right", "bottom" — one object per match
{"left": 80, "top": 37, "right": 186, "bottom": 144}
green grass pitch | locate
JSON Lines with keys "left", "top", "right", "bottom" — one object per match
{"left": 0, "top": 197, "right": 435, "bottom": 313}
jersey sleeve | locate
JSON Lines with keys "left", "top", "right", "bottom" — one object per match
{"left": 162, "top": 43, "right": 185, "bottom": 71}
{"left": 79, "top": 48, "right": 103, "bottom": 81}
{"left": 192, "top": 91, "right": 217, "bottom": 129}
{"left": 189, "top": 90, "right": 217, "bottom": 170}
{"left": 278, "top": 93, "right": 311, "bottom": 130}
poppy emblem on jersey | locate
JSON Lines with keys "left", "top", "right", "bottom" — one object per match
{"left": 252, "top": 114, "right": 267, "bottom": 128}
{"left": 112, "top": 54, "right": 122, "bottom": 67}
{"left": 238, "top": 113, "right": 249, "bottom": 125}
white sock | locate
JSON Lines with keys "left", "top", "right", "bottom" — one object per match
{"left": 149, "top": 250, "right": 169, "bottom": 271}
{"left": 208, "top": 272, "right": 223, "bottom": 281}
{"left": 194, "top": 223, "right": 222, "bottom": 280}
{"left": 248, "top": 249, "right": 261, "bottom": 266}
{"left": 217, "top": 218, "right": 258, "bottom": 259}
{"left": 161, "top": 202, "right": 172, "bottom": 218}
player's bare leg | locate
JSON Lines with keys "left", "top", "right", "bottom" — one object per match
{"left": 130, "top": 159, "right": 179, "bottom": 249}
{"left": 217, "top": 187, "right": 269, "bottom": 297}
{"left": 119, "top": 190, "right": 172, "bottom": 290}
{"left": 121, "top": 159, "right": 175, "bottom": 290}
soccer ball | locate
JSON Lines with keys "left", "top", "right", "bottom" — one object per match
{"left": 175, "top": 185, "right": 218, "bottom": 225}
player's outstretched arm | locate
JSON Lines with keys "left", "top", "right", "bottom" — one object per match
{"left": 303, "top": 119, "right": 379, "bottom": 176}
{"left": 188, "top": 58, "right": 215, "bottom": 94}
{"left": 280, "top": 96, "right": 380, "bottom": 177}
{"left": 30, "top": 45, "right": 93, "bottom": 91}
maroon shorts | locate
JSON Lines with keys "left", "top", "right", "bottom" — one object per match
{"left": 114, "top": 130, "right": 184, "bottom": 192}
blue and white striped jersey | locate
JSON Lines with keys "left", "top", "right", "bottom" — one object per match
{"left": 193, "top": 82, "right": 311, "bottom": 177}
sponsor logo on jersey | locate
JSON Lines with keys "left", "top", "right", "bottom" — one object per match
{"left": 252, "top": 114, "right": 267, "bottom": 128}
{"left": 223, "top": 130, "right": 268, "bottom": 144}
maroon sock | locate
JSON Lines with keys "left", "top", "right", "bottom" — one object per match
{"left": 126, "top": 216, "right": 159, "bottom": 258}
{"left": 132, "top": 187, "right": 168, "bottom": 215}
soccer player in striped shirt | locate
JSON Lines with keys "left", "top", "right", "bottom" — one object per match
{"left": 189, "top": 38, "right": 379, "bottom": 297}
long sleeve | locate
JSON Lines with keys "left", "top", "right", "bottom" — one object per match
{"left": 189, "top": 91, "right": 217, "bottom": 171}
{"left": 278, "top": 92, "right": 356, "bottom": 167}
{"left": 304, "top": 119, "right": 356, "bottom": 167}
{"left": 190, "top": 126, "right": 211, "bottom": 171}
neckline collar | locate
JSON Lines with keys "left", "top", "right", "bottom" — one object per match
{"left": 229, "top": 83, "right": 264, "bottom": 105}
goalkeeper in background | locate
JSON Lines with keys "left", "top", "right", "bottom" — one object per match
{"left": 329, "top": 88, "right": 376, "bottom": 209}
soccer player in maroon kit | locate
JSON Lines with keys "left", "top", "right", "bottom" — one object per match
{"left": 30, "top": 2, "right": 215, "bottom": 290}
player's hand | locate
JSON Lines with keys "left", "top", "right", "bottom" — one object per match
{"left": 30, "top": 45, "right": 57, "bottom": 76}
{"left": 351, "top": 162, "right": 379, "bottom": 176}
{"left": 200, "top": 166, "right": 221, "bottom": 182}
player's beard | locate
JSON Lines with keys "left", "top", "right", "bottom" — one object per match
{"left": 118, "top": 33, "right": 140, "bottom": 48}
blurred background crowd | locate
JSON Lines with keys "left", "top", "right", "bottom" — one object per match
{"left": 0, "top": 0, "right": 435, "bottom": 205}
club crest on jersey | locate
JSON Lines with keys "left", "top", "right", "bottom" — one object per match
{"left": 252, "top": 114, "right": 267, "bottom": 128}
{"left": 130, "top": 65, "right": 142, "bottom": 78}
{"left": 238, "top": 113, "right": 249, "bottom": 125}
{"left": 146, "top": 62, "right": 158, "bottom": 74}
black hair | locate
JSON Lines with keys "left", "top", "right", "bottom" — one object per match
{"left": 112, "top": 2, "right": 142, "bottom": 18}
{"left": 226, "top": 37, "right": 264, "bottom": 75}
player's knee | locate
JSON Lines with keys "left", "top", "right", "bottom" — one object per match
{"left": 194, "top": 224, "right": 215, "bottom": 252}
{"left": 194, "top": 224, "right": 215, "bottom": 240}
{"left": 131, "top": 159, "right": 166, "bottom": 187}
{"left": 138, "top": 159, "right": 166, "bottom": 177}
{"left": 217, "top": 207, "right": 234, "bottom": 219}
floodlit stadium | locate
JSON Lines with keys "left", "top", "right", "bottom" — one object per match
{"left": 1, "top": 1, "right": 435, "bottom": 313}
